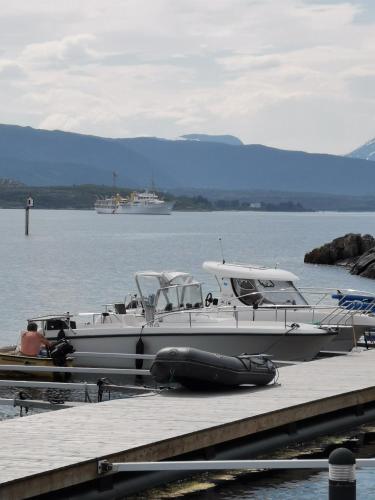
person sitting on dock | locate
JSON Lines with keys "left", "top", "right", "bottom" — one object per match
{"left": 20, "top": 322, "right": 51, "bottom": 357}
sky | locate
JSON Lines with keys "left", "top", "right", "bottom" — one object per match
{"left": 1, "top": 0, "right": 375, "bottom": 154}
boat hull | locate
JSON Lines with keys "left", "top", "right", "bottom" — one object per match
{"left": 117, "top": 202, "right": 173, "bottom": 215}
{"left": 52, "top": 326, "right": 336, "bottom": 368}
{"left": 0, "top": 348, "right": 72, "bottom": 381}
{"left": 95, "top": 202, "right": 174, "bottom": 215}
{"left": 233, "top": 308, "right": 364, "bottom": 351}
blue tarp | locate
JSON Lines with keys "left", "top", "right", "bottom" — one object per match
{"left": 332, "top": 293, "right": 375, "bottom": 312}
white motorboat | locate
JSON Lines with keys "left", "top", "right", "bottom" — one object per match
{"left": 95, "top": 191, "right": 174, "bottom": 215}
{"left": 202, "top": 261, "right": 375, "bottom": 351}
{"left": 30, "top": 271, "right": 338, "bottom": 368}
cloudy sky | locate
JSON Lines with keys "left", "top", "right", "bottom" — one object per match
{"left": 1, "top": 0, "right": 375, "bottom": 154}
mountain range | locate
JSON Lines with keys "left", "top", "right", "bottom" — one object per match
{"left": 0, "top": 123, "right": 375, "bottom": 195}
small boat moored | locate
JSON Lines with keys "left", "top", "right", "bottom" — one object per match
{"left": 0, "top": 339, "right": 75, "bottom": 381}
{"left": 150, "top": 347, "right": 277, "bottom": 389}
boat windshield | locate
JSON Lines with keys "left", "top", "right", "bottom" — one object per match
{"left": 231, "top": 279, "right": 307, "bottom": 306}
{"left": 135, "top": 272, "right": 203, "bottom": 315}
{"left": 155, "top": 283, "right": 203, "bottom": 312}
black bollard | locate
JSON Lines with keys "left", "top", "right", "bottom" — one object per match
{"left": 25, "top": 196, "right": 34, "bottom": 236}
{"left": 328, "top": 447, "right": 356, "bottom": 500}
{"left": 25, "top": 206, "right": 29, "bottom": 236}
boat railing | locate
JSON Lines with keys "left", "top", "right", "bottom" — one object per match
{"left": 230, "top": 302, "right": 361, "bottom": 328}
{"left": 142, "top": 292, "right": 371, "bottom": 329}
{"left": 78, "top": 311, "right": 129, "bottom": 326}
{"left": 267, "top": 299, "right": 371, "bottom": 327}
{"left": 144, "top": 304, "right": 322, "bottom": 330}
{"left": 298, "top": 287, "right": 375, "bottom": 325}
{"left": 234, "top": 287, "right": 375, "bottom": 324}
{"left": 319, "top": 298, "right": 375, "bottom": 326}
{"left": 298, "top": 286, "right": 375, "bottom": 305}
{"left": 238, "top": 286, "right": 375, "bottom": 308}
{"left": 235, "top": 303, "right": 331, "bottom": 327}
{"left": 229, "top": 289, "right": 336, "bottom": 326}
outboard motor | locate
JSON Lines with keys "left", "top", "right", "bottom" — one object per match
{"left": 50, "top": 339, "right": 75, "bottom": 366}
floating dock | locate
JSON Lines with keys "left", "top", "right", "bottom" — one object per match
{"left": 1, "top": 349, "right": 375, "bottom": 499}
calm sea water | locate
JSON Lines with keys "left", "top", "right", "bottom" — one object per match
{"left": 3, "top": 209, "right": 375, "bottom": 343}
{"left": 2, "top": 209, "right": 375, "bottom": 498}
{"left": 141, "top": 468, "right": 375, "bottom": 499}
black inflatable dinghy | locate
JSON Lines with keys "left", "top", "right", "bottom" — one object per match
{"left": 150, "top": 347, "right": 276, "bottom": 389}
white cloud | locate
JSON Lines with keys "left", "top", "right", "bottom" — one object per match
{"left": 22, "top": 34, "right": 98, "bottom": 66}
{"left": 0, "top": 0, "right": 374, "bottom": 153}
{"left": 0, "top": 60, "right": 25, "bottom": 79}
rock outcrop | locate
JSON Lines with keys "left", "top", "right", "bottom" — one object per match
{"left": 304, "top": 233, "right": 375, "bottom": 278}
{"left": 350, "top": 248, "right": 375, "bottom": 279}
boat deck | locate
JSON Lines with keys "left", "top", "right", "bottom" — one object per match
{"left": 1, "top": 348, "right": 375, "bottom": 499}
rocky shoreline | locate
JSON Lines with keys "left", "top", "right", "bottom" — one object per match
{"left": 304, "top": 233, "right": 375, "bottom": 279}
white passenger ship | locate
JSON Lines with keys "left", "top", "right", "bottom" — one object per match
{"left": 95, "top": 191, "right": 174, "bottom": 215}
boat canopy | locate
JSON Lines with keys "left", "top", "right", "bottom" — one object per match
{"left": 135, "top": 271, "right": 194, "bottom": 287}
{"left": 28, "top": 313, "right": 73, "bottom": 322}
{"left": 202, "top": 261, "right": 299, "bottom": 282}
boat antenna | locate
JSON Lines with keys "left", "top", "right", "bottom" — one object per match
{"left": 219, "top": 237, "right": 225, "bottom": 264}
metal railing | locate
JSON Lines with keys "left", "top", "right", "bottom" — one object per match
{"left": 96, "top": 447, "right": 369, "bottom": 500}
{"left": 145, "top": 305, "right": 326, "bottom": 330}
{"left": 67, "top": 285, "right": 375, "bottom": 334}
{"left": 57, "top": 286, "right": 375, "bottom": 335}
{"left": 218, "top": 288, "right": 375, "bottom": 328}
{"left": 73, "top": 351, "right": 155, "bottom": 360}
{"left": 146, "top": 296, "right": 366, "bottom": 330}
{"left": 0, "top": 365, "right": 150, "bottom": 376}
{"left": 98, "top": 457, "right": 374, "bottom": 473}
{"left": 299, "top": 286, "right": 375, "bottom": 300}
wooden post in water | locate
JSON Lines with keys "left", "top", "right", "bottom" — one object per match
{"left": 25, "top": 206, "right": 29, "bottom": 236}
{"left": 25, "top": 196, "right": 34, "bottom": 236}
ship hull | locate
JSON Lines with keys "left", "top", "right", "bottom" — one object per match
{"left": 96, "top": 202, "right": 174, "bottom": 215}
{"left": 48, "top": 326, "right": 336, "bottom": 368}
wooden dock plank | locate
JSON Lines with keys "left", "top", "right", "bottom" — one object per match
{"left": 0, "top": 349, "right": 375, "bottom": 498}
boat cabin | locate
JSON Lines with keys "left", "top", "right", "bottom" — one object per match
{"left": 202, "top": 261, "right": 307, "bottom": 307}
{"left": 29, "top": 314, "right": 76, "bottom": 337}
{"left": 135, "top": 271, "right": 204, "bottom": 320}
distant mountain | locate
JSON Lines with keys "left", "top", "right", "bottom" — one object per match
{"left": 0, "top": 125, "right": 176, "bottom": 188}
{"left": 118, "top": 137, "right": 375, "bottom": 195}
{"left": 1, "top": 123, "right": 375, "bottom": 195}
{"left": 180, "top": 134, "right": 243, "bottom": 146}
{"left": 348, "top": 138, "right": 375, "bottom": 161}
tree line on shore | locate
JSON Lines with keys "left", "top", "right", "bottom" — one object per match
{"left": 3, "top": 182, "right": 375, "bottom": 211}
{"left": 0, "top": 184, "right": 309, "bottom": 211}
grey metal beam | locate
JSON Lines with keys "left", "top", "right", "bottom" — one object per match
{"left": 0, "top": 365, "right": 150, "bottom": 376}
{"left": 98, "top": 458, "right": 375, "bottom": 473}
